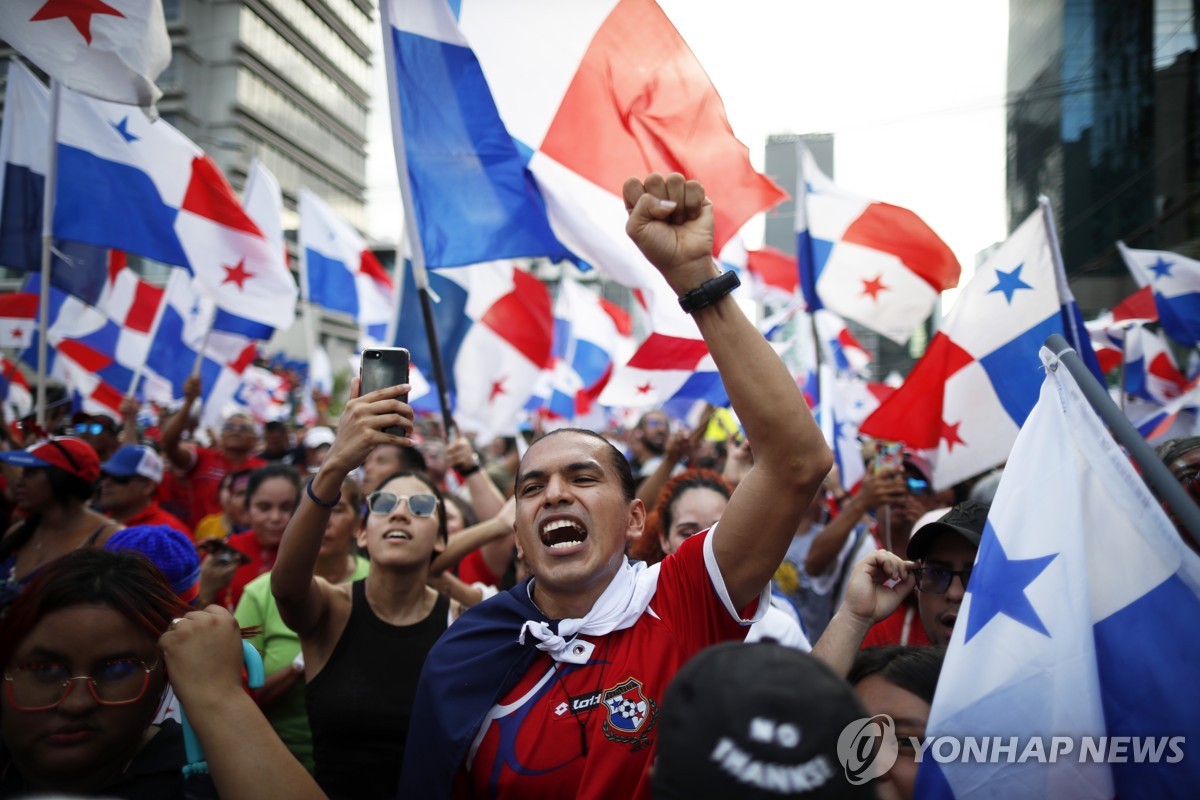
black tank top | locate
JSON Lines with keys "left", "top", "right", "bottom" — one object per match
{"left": 305, "top": 578, "right": 450, "bottom": 799}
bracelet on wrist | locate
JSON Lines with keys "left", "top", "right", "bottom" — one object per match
{"left": 306, "top": 479, "right": 341, "bottom": 509}
{"left": 677, "top": 270, "right": 741, "bottom": 315}
{"left": 457, "top": 462, "right": 481, "bottom": 477}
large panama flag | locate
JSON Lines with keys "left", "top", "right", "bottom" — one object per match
{"left": 917, "top": 345, "right": 1200, "bottom": 799}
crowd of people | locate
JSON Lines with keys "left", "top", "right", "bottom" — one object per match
{"left": 0, "top": 173, "right": 1196, "bottom": 799}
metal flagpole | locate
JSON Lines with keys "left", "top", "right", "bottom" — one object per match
{"left": 1045, "top": 332, "right": 1200, "bottom": 544}
{"left": 380, "top": 0, "right": 455, "bottom": 440}
{"left": 35, "top": 81, "right": 61, "bottom": 428}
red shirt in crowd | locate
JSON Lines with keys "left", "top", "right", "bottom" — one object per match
{"left": 178, "top": 447, "right": 266, "bottom": 530}
{"left": 122, "top": 502, "right": 193, "bottom": 538}
{"left": 457, "top": 530, "right": 759, "bottom": 800}
{"left": 221, "top": 530, "right": 277, "bottom": 611}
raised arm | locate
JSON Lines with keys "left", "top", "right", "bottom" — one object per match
{"left": 160, "top": 607, "right": 326, "bottom": 800}
{"left": 811, "top": 549, "right": 916, "bottom": 677}
{"left": 161, "top": 374, "right": 201, "bottom": 472}
{"left": 119, "top": 396, "right": 141, "bottom": 446}
{"left": 447, "top": 435, "right": 505, "bottom": 520}
{"left": 429, "top": 495, "right": 515, "bottom": 576}
{"left": 804, "top": 466, "right": 902, "bottom": 576}
{"left": 624, "top": 173, "right": 833, "bottom": 610}
{"left": 272, "top": 378, "right": 413, "bottom": 638}
{"left": 635, "top": 427, "right": 691, "bottom": 511}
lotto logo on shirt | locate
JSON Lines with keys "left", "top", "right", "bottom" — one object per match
{"left": 554, "top": 690, "right": 603, "bottom": 717}
{"left": 602, "top": 677, "right": 658, "bottom": 751}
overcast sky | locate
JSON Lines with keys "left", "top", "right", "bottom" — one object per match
{"left": 365, "top": 0, "right": 1010, "bottom": 287}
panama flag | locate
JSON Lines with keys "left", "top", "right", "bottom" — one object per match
{"left": 1133, "top": 376, "right": 1200, "bottom": 441}
{"left": 395, "top": 261, "right": 553, "bottom": 439}
{"left": 597, "top": 332, "right": 728, "bottom": 413}
{"left": 382, "top": 0, "right": 568, "bottom": 269}
{"left": 0, "top": 0, "right": 170, "bottom": 110}
{"left": 299, "top": 187, "right": 394, "bottom": 346}
{"left": 916, "top": 346, "right": 1200, "bottom": 799}
{"left": 860, "top": 198, "right": 1095, "bottom": 490}
{"left": 1085, "top": 285, "right": 1160, "bottom": 374}
{"left": 139, "top": 271, "right": 259, "bottom": 431}
{"left": 1117, "top": 241, "right": 1200, "bottom": 346}
{"left": 744, "top": 246, "right": 800, "bottom": 306}
{"left": 0, "top": 60, "right": 113, "bottom": 305}
{"left": 814, "top": 309, "right": 872, "bottom": 378}
{"left": 796, "top": 141, "right": 960, "bottom": 344}
{"left": 52, "top": 84, "right": 297, "bottom": 338}
{"left": 0, "top": 356, "right": 32, "bottom": 420}
{"left": 531, "top": 274, "right": 634, "bottom": 421}
{"left": 385, "top": 0, "right": 783, "bottom": 324}
{"left": 0, "top": 292, "right": 40, "bottom": 349}
{"left": 819, "top": 365, "right": 866, "bottom": 492}
{"left": 1121, "top": 324, "right": 1188, "bottom": 405}
{"left": 18, "top": 277, "right": 146, "bottom": 416}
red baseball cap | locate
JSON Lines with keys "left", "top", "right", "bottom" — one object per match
{"left": 0, "top": 436, "right": 101, "bottom": 484}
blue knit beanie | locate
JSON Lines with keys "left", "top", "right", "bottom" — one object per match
{"left": 104, "top": 524, "right": 201, "bottom": 603}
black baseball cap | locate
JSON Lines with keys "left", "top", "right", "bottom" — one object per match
{"left": 906, "top": 500, "right": 989, "bottom": 561}
{"left": 654, "top": 642, "right": 876, "bottom": 799}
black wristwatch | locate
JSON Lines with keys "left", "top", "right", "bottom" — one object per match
{"left": 677, "top": 270, "right": 741, "bottom": 315}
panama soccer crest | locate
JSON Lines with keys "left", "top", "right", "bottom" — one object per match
{"left": 602, "top": 677, "right": 658, "bottom": 751}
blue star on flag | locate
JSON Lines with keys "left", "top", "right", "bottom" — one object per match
{"left": 831, "top": 415, "right": 848, "bottom": 443}
{"left": 1148, "top": 256, "right": 1174, "bottom": 279}
{"left": 988, "top": 263, "right": 1034, "bottom": 304}
{"left": 964, "top": 523, "right": 1057, "bottom": 643}
{"left": 111, "top": 116, "right": 139, "bottom": 144}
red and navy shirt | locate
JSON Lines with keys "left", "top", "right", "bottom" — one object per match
{"left": 456, "top": 530, "right": 761, "bottom": 800}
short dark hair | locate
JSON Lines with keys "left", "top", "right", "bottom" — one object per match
{"left": 264, "top": 420, "right": 288, "bottom": 434}
{"left": 0, "top": 548, "right": 191, "bottom": 668}
{"left": 246, "top": 464, "right": 302, "bottom": 505}
{"left": 220, "top": 468, "right": 253, "bottom": 493}
{"left": 848, "top": 645, "right": 945, "bottom": 705}
{"left": 528, "top": 428, "right": 635, "bottom": 501}
{"left": 366, "top": 470, "right": 448, "bottom": 544}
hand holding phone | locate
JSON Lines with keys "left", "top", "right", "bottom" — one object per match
{"left": 359, "top": 347, "right": 411, "bottom": 437}
{"left": 198, "top": 539, "right": 251, "bottom": 567}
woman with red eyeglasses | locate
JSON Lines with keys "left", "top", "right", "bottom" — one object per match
{"left": 272, "top": 377, "right": 462, "bottom": 799}
{"left": 0, "top": 437, "right": 122, "bottom": 614}
{"left": 0, "top": 547, "right": 326, "bottom": 798}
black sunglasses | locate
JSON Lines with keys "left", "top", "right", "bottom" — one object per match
{"left": 913, "top": 566, "right": 972, "bottom": 594}
{"left": 101, "top": 472, "right": 137, "bottom": 485}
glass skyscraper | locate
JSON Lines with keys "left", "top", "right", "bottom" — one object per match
{"left": 1008, "top": 0, "right": 1199, "bottom": 312}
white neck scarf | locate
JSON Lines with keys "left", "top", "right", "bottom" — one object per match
{"left": 518, "top": 557, "right": 661, "bottom": 664}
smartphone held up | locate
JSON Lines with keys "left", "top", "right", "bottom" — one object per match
{"left": 360, "top": 347, "right": 410, "bottom": 437}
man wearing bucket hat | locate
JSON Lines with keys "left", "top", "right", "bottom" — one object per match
{"left": 97, "top": 445, "right": 192, "bottom": 538}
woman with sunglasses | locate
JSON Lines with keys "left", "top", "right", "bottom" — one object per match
{"left": 0, "top": 547, "right": 326, "bottom": 798}
{"left": 0, "top": 438, "right": 122, "bottom": 614}
{"left": 272, "top": 377, "right": 458, "bottom": 799}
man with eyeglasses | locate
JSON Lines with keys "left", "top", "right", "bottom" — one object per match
{"left": 68, "top": 413, "right": 120, "bottom": 462}
{"left": 905, "top": 501, "right": 985, "bottom": 648}
{"left": 161, "top": 375, "right": 267, "bottom": 530}
{"left": 810, "top": 502, "right": 987, "bottom": 685}
{"left": 96, "top": 445, "right": 192, "bottom": 538}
